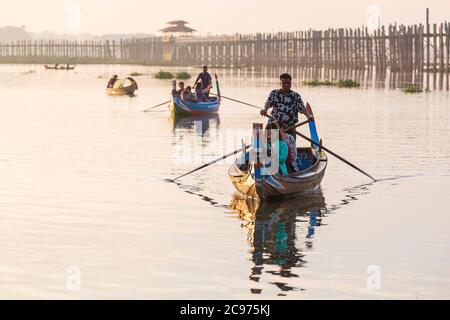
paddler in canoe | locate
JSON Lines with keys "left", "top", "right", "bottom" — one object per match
{"left": 193, "top": 65, "right": 213, "bottom": 98}
{"left": 106, "top": 75, "right": 118, "bottom": 88}
{"left": 260, "top": 73, "right": 313, "bottom": 140}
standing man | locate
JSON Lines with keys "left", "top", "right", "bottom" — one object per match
{"left": 193, "top": 65, "right": 212, "bottom": 98}
{"left": 260, "top": 73, "right": 309, "bottom": 139}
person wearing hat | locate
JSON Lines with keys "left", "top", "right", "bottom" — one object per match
{"left": 107, "top": 75, "right": 118, "bottom": 88}
{"left": 260, "top": 73, "right": 309, "bottom": 140}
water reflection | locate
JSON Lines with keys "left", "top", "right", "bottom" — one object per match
{"left": 170, "top": 113, "right": 222, "bottom": 166}
{"left": 218, "top": 66, "right": 449, "bottom": 91}
{"left": 169, "top": 113, "right": 220, "bottom": 134}
{"left": 228, "top": 192, "right": 327, "bottom": 296}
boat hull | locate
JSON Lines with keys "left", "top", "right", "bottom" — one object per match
{"left": 228, "top": 148, "right": 327, "bottom": 200}
{"left": 44, "top": 65, "right": 75, "bottom": 70}
{"left": 106, "top": 86, "right": 136, "bottom": 96}
{"left": 169, "top": 97, "right": 220, "bottom": 115}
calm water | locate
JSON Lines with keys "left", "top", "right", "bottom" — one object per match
{"left": 0, "top": 64, "right": 449, "bottom": 299}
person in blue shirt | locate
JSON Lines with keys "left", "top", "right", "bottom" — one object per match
{"left": 265, "top": 122, "right": 289, "bottom": 176}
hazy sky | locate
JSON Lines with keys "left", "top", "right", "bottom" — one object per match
{"left": 1, "top": 0, "right": 449, "bottom": 35}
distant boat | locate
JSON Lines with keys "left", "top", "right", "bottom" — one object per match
{"left": 106, "top": 77, "right": 138, "bottom": 96}
{"left": 44, "top": 64, "right": 76, "bottom": 70}
{"left": 169, "top": 73, "right": 222, "bottom": 115}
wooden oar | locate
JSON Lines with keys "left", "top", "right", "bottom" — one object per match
{"left": 210, "top": 93, "right": 262, "bottom": 110}
{"left": 264, "top": 114, "right": 376, "bottom": 182}
{"left": 214, "top": 73, "right": 221, "bottom": 99}
{"left": 169, "top": 145, "right": 250, "bottom": 182}
{"left": 143, "top": 100, "right": 170, "bottom": 112}
{"left": 296, "top": 130, "right": 376, "bottom": 182}
{"left": 167, "top": 120, "right": 310, "bottom": 182}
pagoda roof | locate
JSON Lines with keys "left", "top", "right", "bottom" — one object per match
{"left": 166, "top": 20, "right": 189, "bottom": 25}
{"left": 159, "top": 25, "right": 196, "bottom": 33}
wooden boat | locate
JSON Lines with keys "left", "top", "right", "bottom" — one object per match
{"left": 229, "top": 106, "right": 327, "bottom": 200}
{"left": 169, "top": 96, "right": 221, "bottom": 115}
{"left": 169, "top": 73, "right": 221, "bottom": 115}
{"left": 105, "top": 77, "right": 138, "bottom": 96}
{"left": 44, "top": 64, "right": 75, "bottom": 70}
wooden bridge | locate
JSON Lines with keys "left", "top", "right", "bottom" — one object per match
{"left": 1, "top": 22, "right": 449, "bottom": 88}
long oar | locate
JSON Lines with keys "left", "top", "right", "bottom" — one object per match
{"left": 168, "top": 120, "right": 310, "bottom": 182}
{"left": 169, "top": 145, "right": 250, "bottom": 182}
{"left": 143, "top": 100, "right": 170, "bottom": 112}
{"left": 264, "top": 114, "right": 376, "bottom": 182}
{"left": 210, "top": 93, "right": 262, "bottom": 110}
{"left": 295, "top": 130, "right": 376, "bottom": 182}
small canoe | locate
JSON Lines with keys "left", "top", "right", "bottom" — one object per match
{"left": 106, "top": 77, "right": 138, "bottom": 96}
{"left": 169, "top": 96, "right": 220, "bottom": 115}
{"left": 229, "top": 106, "right": 327, "bottom": 200}
{"left": 106, "top": 85, "right": 137, "bottom": 96}
{"left": 44, "top": 65, "right": 75, "bottom": 70}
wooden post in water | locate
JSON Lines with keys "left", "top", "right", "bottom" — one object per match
{"left": 426, "top": 8, "right": 430, "bottom": 90}
{"left": 445, "top": 23, "right": 450, "bottom": 90}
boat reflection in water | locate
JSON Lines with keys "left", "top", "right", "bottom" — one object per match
{"left": 169, "top": 112, "right": 220, "bottom": 135}
{"left": 169, "top": 112, "right": 222, "bottom": 173}
{"left": 229, "top": 192, "right": 327, "bottom": 296}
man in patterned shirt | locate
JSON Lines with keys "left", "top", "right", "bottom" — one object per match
{"left": 260, "top": 73, "right": 308, "bottom": 140}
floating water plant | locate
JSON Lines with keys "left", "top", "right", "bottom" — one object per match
{"left": 303, "top": 80, "right": 334, "bottom": 86}
{"left": 402, "top": 84, "right": 423, "bottom": 93}
{"left": 336, "top": 79, "right": 360, "bottom": 88}
{"left": 175, "top": 72, "right": 191, "bottom": 80}
{"left": 303, "top": 79, "right": 359, "bottom": 88}
{"left": 129, "top": 72, "right": 144, "bottom": 76}
{"left": 154, "top": 70, "right": 174, "bottom": 79}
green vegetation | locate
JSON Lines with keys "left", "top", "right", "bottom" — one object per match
{"left": 336, "top": 79, "right": 360, "bottom": 88}
{"left": 303, "top": 79, "right": 334, "bottom": 86}
{"left": 175, "top": 72, "right": 191, "bottom": 80}
{"left": 154, "top": 70, "right": 174, "bottom": 79}
{"left": 129, "top": 71, "right": 144, "bottom": 76}
{"left": 153, "top": 70, "right": 192, "bottom": 80}
{"left": 303, "top": 79, "right": 360, "bottom": 88}
{"left": 402, "top": 84, "right": 423, "bottom": 93}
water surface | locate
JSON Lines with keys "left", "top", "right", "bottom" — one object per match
{"left": 0, "top": 64, "right": 449, "bottom": 299}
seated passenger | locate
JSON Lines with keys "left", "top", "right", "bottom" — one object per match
{"left": 107, "top": 75, "right": 118, "bottom": 88}
{"left": 265, "top": 122, "right": 289, "bottom": 176}
{"left": 171, "top": 81, "right": 185, "bottom": 97}
{"left": 283, "top": 133, "right": 299, "bottom": 171}
{"left": 181, "top": 86, "right": 200, "bottom": 102}
{"left": 194, "top": 82, "right": 208, "bottom": 102}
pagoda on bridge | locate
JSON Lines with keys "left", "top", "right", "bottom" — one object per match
{"left": 159, "top": 20, "right": 196, "bottom": 36}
